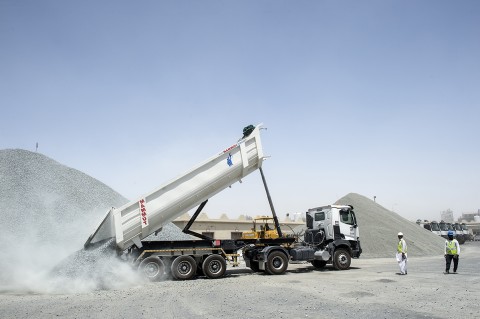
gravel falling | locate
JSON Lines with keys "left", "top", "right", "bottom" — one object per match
{"left": 0, "top": 149, "right": 193, "bottom": 292}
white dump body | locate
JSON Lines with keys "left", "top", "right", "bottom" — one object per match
{"left": 85, "top": 124, "right": 265, "bottom": 251}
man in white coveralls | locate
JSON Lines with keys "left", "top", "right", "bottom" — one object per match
{"left": 396, "top": 232, "right": 408, "bottom": 275}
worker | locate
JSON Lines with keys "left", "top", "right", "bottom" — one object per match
{"left": 396, "top": 232, "right": 407, "bottom": 275}
{"left": 444, "top": 230, "right": 460, "bottom": 274}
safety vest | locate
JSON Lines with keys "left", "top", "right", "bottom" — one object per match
{"left": 446, "top": 240, "right": 457, "bottom": 255}
{"left": 397, "top": 239, "right": 407, "bottom": 253}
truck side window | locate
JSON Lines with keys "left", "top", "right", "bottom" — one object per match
{"left": 340, "top": 210, "right": 354, "bottom": 225}
{"left": 315, "top": 212, "right": 325, "bottom": 221}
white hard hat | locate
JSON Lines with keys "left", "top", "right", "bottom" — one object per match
{"left": 398, "top": 232, "right": 403, "bottom": 236}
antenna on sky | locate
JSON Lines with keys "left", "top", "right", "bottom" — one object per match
{"left": 36, "top": 142, "right": 38, "bottom": 152}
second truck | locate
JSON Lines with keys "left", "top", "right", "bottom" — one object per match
{"left": 84, "top": 124, "right": 362, "bottom": 280}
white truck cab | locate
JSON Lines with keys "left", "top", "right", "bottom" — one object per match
{"left": 299, "top": 205, "right": 361, "bottom": 270}
{"left": 307, "top": 205, "right": 359, "bottom": 242}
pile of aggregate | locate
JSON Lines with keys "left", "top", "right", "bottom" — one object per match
{"left": 0, "top": 149, "right": 193, "bottom": 290}
{"left": 0, "top": 149, "right": 127, "bottom": 244}
{"left": 335, "top": 193, "right": 446, "bottom": 258}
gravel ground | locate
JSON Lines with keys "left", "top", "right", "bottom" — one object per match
{"left": 1, "top": 241, "right": 478, "bottom": 319}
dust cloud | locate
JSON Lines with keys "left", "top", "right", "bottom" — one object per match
{"left": 0, "top": 217, "right": 144, "bottom": 294}
{"left": 0, "top": 149, "right": 141, "bottom": 293}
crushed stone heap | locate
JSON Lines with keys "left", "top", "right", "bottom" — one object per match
{"left": 0, "top": 149, "right": 127, "bottom": 245}
{"left": 0, "top": 149, "right": 193, "bottom": 244}
{"left": 0, "top": 149, "right": 192, "bottom": 288}
{"left": 335, "top": 193, "right": 446, "bottom": 258}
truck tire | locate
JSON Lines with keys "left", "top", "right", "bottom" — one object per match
{"left": 266, "top": 251, "right": 288, "bottom": 275}
{"left": 311, "top": 260, "right": 327, "bottom": 269}
{"left": 171, "top": 256, "right": 197, "bottom": 280}
{"left": 138, "top": 256, "right": 166, "bottom": 281}
{"left": 202, "top": 254, "right": 227, "bottom": 279}
{"left": 333, "top": 248, "right": 351, "bottom": 270}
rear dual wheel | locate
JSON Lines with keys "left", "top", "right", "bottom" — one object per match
{"left": 139, "top": 256, "right": 166, "bottom": 281}
{"left": 171, "top": 256, "right": 197, "bottom": 280}
{"left": 202, "top": 254, "right": 226, "bottom": 279}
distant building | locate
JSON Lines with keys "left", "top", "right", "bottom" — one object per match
{"left": 459, "top": 213, "right": 479, "bottom": 222}
{"left": 458, "top": 209, "right": 480, "bottom": 223}
{"left": 441, "top": 209, "right": 454, "bottom": 223}
{"left": 173, "top": 213, "right": 304, "bottom": 240}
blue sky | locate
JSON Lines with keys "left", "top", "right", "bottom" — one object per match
{"left": 1, "top": 1, "right": 479, "bottom": 222}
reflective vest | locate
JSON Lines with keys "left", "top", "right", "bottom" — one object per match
{"left": 446, "top": 240, "right": 457, "bottom": 255}
{"left": 397, "top": 239, "right": 407, "bottom": 253}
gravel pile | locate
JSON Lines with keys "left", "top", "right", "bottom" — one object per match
{"left": 0, "top": 149, "right": 128, "bottom": 244}
{"left": 335, "top": 193, "right": 446, "bottom": 258}
{"left": 0, "top": 149, "right": 193, "bottom": 291}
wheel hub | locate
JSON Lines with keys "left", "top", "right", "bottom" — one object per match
{"left": 273, "top": 257, "right": 282, "bottom": 269}
{"left": 145, "top": 262, "right": 159, "bottom": 277}
{"left": 179, "top": 262, "right": 191, "bottom": 274}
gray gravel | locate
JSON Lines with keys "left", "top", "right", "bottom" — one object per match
{"left": 1, "top": 242, "right": 479, "bottom": 318}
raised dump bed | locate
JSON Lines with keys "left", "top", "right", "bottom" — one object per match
{"left": 85, "top": 124, "right": 265, "bottom": 251}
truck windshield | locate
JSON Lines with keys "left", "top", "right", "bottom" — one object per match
{"left": 454, "top": 224, "right": 462, "bottom": 231}
{"left": 339, "top": 209, "right": 356, "bottom": 226}
{"left": 439, "top": 223, "right": 448, "bottom": 231}
{"left": 447, "top": 224, "right": 454, "bottom": 231}
{"left": 461, "top": 224, "right": 468, "bottom": 230}
{"left": 430, "top": 223, "right": 440, "bottom": 231}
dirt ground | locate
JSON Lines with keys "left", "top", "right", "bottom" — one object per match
{"left": 1, "top": 241, "right": 479, "bottom": 319}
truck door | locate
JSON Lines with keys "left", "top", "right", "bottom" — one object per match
{"left": 338, "top": 208, "right": 358, "bottom": 241}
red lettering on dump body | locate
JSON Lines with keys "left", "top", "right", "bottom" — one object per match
{"left": 139, "top": 199, "right": 148, "bottom": 226}
{"left": 223, "top": 144, "right": 237, "bottom": 153}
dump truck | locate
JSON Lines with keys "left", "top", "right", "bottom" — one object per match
{"left": 85, "top": 124, "right": 361, "bottom": 281}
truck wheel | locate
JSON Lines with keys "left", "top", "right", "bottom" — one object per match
{"left": 266, "top": 251, "right": 288, "bottom": 275}
{"left": 311, "top": 260, "right": 327, "bottom": 269}
{"left": 171, "top": 256, "right": 197, "bottom": 280}
{"left": 138, "top": 256, "right": 166, "bottom": 281}
{"left": 202, "top": 254, "right": 227, "bottom": 279}
{"left": 333, "top": 248, "right": 351, "bottom": 270}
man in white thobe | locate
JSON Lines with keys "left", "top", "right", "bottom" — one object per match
{"left": 396, "top": 232, "right": 408, "bottom": 275}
